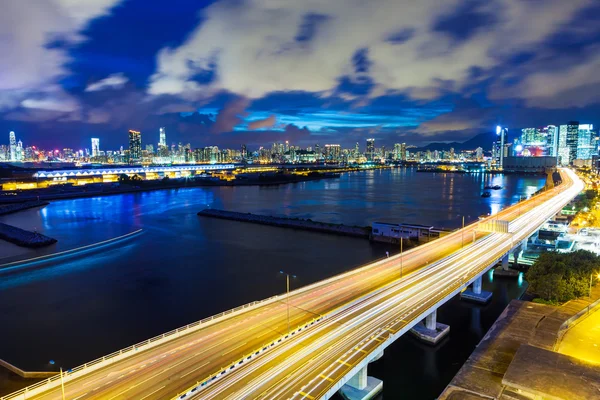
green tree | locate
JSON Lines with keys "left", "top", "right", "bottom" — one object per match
{"left": 526, "top": 250, "right": 599, "bottom": 303}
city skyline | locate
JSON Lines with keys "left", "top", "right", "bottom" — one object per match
{"left": 2, "top": 1, "right": 600, "bottom": 150}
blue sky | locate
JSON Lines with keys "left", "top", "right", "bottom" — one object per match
{"left": 1, "top": 0, "right": 600, "bottom": 150}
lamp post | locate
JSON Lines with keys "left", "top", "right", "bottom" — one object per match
{"left": 280, "top": 270, "right": 296, "bottom": 333}
{"left": 49, "top": 360, "right": 66, "bottom": 400}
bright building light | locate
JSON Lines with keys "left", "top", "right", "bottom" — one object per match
{"left": 496, "top": 125, "right": 502, "bottom": 135}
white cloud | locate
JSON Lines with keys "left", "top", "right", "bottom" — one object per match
{"left": 0, "top": 0, "right": 122, "bottom": 110}
{"left": 85, "top": 73, "right": 129, "bottom": 92}
{"left": 149, "top": 0, "right": 592, "bottom": 103}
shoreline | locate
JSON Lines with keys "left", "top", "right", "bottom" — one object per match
{"left": 0, "top": 173, "right": 340, "bottom": 204}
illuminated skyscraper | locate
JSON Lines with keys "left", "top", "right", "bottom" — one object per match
{"left": 159, "top": 127, "right": 166, "bottom": 147}
{"left": 558, "top": 125, "right": 569, "bottom": 165}
{"left": 492, "top": 126, "right": 508, "bottom": 169}
{"left": 366, "top": 138, "right": 375, "bottom": 161}
{"left": 9, "top": 131, "right": 16, "bottom": 161}
{"left": 128, "top": 129, "right": 142, "bottom": 163}
{"left": 565, "top": 121, "right": 579, "bottom": 163}
{"left": 91, "top": 138, "right": 100, "bottom": 157}
{"left": 577, "top": 124, "right": 595, "bottom": 160}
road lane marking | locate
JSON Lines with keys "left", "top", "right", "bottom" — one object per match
{"left": 139, "top": 385, "right": 166, "bottom": 400}
{"left": 299, "top": 391, "right": 315, "bottom": 399}
{"left": 181, "top": 361, "right": 211, "bottom": 378}
{"left": 319, "top": 374, "right": 334, "bottom": 382}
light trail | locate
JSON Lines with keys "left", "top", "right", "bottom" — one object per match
{"left": 4, "top": 169, "right": 582, "bottom": 400}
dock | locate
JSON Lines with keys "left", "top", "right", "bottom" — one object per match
{"left": 197, "top": 209, "right": 371, "bottom": 238}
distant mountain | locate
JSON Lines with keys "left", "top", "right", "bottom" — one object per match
{"left": 415, "top": 132, "right": 498, "bottom": 152}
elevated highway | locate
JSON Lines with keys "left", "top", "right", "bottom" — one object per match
{"left": 2, "top": 169, "right": 583, "bottom": 400}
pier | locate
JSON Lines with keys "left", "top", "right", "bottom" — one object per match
{"left": 197, "top": 209, "right": 371, "bottom": 238}
{"left": 0, "top": 201, "right": 49, "bottom": 216}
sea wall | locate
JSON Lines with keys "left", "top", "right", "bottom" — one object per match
{"left": 0, "top": 201, "right": 49, "bottom": 216}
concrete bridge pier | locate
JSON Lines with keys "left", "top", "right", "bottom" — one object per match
{"left": 512, "top": 244, "right": 522, "bottom": 266}
{"left": 501, "top": 254, "right": 509, "bottom": 271}
{"left": 409, "top": 309, "right": 450, "bottom": 345}
{"left": 339, "top": 353, "right": 383, "bottom": 400}
{"left": 461, "top": 275, "right": 493, "bottom": 304}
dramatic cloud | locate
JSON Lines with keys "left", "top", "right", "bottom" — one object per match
{"left": 149, "top": 0, "right": 592, "bottom": 103}
{"left": 210, "top": 98, "right": 250, "bottom": 134}
{"left": 85, "top": 73, "right": 129, "bottom": 92}
{"left": 0, "top": 0, "right": 122, "bottom": 110}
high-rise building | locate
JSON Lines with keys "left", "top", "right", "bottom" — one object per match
{"left": 128, "top": 129, "right": 142, "bottom": 163}
{"left": 366, "top": 138, "right": 375, "bottom": 161}
{"left": 565, "top": 121, "right": 579, "bottom": 163}
{"left": 577, "top": 124, "right": 595, "bottom": 160}
{"left": 159, "top": 127, "right": 166, "bottom": 147}
{"left": 324, "top": 144, "right": 341, "bottom": 162}
{"left": 241, "top": 144, "right": 247, "bottom": 160}
{"left": 400, "top": 143, "right": 406, "bottom": 161}
{"left": 476, "top": 147, "right": 483, "bottom": 161}
{"left": 558, "top": 125, "right": 569, "bottom": 165}
{"left": 9, "top": 131, "right": 16, "bottom": 161}
{"left": 91, "top": 138, "right": 100, "bottom": 157}
{"left": 492, "top": 126, "right": 508, "bottom": 169}
{"left": 546, "top": 125, "right": 559, "bottom": 157}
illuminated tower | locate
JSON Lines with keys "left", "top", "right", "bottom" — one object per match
{"left": 9, "top": 131, "right": 16, "bottom": 161}
{"left": 128, "top": 129, "right": 142, "bottom": 163}
{"left": 159, "top": 127, "right": 166, "bottom": 147}
{"left": 91, "top": 138, "right": 100, "bottom": 157}
{"left": 493, "top": 126, "right": 508, "bottom": 169}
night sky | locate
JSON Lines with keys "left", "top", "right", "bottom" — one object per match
{"left": 1, "top": 0, "right": 600, "bottom": 150}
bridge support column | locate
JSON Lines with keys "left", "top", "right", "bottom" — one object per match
{"left": 461, "top": 275, "right": 492, "bottom": 304}
{"left": 339, "top": 358, "right": 383, "bottom": 400}
{"left": 522, "top": 238, "right": 528, "bottom": 251}
{"left": 501, "top": 254, "right": 509, "bottom": 271}
{"left": 512, "top": 245, "right": 522, "bottom": 266}
{"left": 410, "top": 309, "right": 449, "bottom": 345}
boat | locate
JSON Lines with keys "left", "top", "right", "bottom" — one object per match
{"left": 481, "top": 192, "right": 491, "bottom": 198}
{"left": 484, "top": 185, "right": 493, "bottom": 190}
{"left": 492, "top": 185, "right": 502, "bottom": 190}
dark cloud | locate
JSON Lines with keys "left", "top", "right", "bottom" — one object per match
{"left": 432, "top": 0, "right": 496, "bottom": 41}
{"left": 385, "top": 28, "right": 416, "bottom": 44}
{"left": 295, "top": 13, "right": 330, "bottom": 42}
{"left": 352, "top": 48, "right": 371, "bottom": 74}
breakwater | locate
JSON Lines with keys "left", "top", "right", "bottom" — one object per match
{"left": 197, "top": 209, "right": 371, "bottom": 238}
{"left": 0, "top": 223, "right": 57, "bottom": 248}
{"left": 0, "top": 201, "right": 49, "bottom": 215}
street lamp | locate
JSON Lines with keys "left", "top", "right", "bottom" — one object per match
{"left": 49, "top": 360, "right": 66, "bottom": 400}
{"left": 280, "top": 270, "right": 296, "bottom": 333}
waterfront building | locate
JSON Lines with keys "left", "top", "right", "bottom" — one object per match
{"left": 128, "top": 129, "right": 142, "bottom": 163}
{"left": 476, "top": 147, "right": 483, "bottom": 161}
{"left": 324, "top": 144, "right": 341, "bottom": 162}
{"left": 91, "top": 138, "right": 100, "bottom": 157}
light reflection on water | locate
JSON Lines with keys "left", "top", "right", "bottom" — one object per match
{"left": 0, "top": 168, "right": 542, "bottom": 397}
